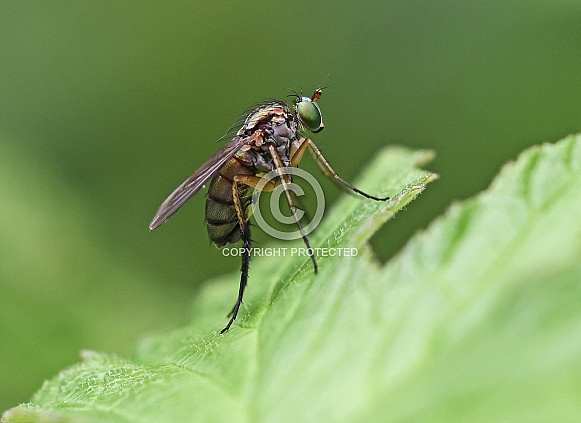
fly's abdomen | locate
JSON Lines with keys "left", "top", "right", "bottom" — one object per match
{"left": 206, "top": 158, "right": 253, "bottom": 247}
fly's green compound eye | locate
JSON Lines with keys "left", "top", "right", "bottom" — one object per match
{"left": 297, "top": 99, "right": 324, "bottom": 133}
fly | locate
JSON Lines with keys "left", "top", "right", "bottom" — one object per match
{"left": 149, "top": 88, "right": 389, "bottom": 333}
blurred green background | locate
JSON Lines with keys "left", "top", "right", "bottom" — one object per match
{"left": 1, "top": 0, "right": 581, "bottom": 411}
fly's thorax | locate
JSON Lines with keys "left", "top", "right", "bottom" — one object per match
{"left": 238, "top": 129, "right": 296, "bottom": 174}
{"left": 205, "top": 97, "right": 302, "bottom": 246}
{"left": 234, "top": 145, "right": 273, "bottom": 174}
{"left": 270, "top": 121, "right": 297, "bottom": 153}
{"left": 239, "top": 101, "right": 292, "bottom": 134}
{"left": 239, "top": 101, "right": 297, "bottom": 147}
{"left": 237, "top": 99, "right": 300, "bottom": 170}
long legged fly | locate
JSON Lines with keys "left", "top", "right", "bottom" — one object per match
{"left": 149, "top": 89, "right": 389, "bottom": 333}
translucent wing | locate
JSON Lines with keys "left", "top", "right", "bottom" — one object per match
{"left": 149, "top": 131, "right": 262, "bottom": 230}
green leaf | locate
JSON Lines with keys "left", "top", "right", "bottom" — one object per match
{"left": 5, "top": 135, "right": 581, "bottom": 422}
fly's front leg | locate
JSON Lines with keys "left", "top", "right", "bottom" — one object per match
{"left": 269, "top": 144, "right": 318, "bottom": 273}
{"left": 290, "top": 137, "right": 310, "bottom": 167}
{"left": 306, "top": 139, "right": 390, "bottom": 201}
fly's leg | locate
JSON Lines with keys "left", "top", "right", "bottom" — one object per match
{"left": 220, "top": 179, "right": 252, "bottom": 334}
{"left": 305, "top": 138, "right": 390, "bottom": 201}
{"left": 220, "top": 175, "right": 277, "bottom": 334}
{"left": 269, "top": 144, "right": 318, "bottom": 273}
{"left": 220, "top": 227, "right": 251, "bottom": 334}
{"left": 290, "top": 137, "right": 310, "bottom": 167}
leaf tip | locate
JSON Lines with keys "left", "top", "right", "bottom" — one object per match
{"left": 412, "top": 149, "right": 437, "bottom": 167}
{"left": 425, "top": 172, "right": 440, "bottom": 183}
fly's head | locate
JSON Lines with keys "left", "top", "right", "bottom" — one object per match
{"left": 295, "top": 88, "right": 324, "bottom": 134}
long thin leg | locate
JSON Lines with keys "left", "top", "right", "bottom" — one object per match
{"left": 221, "top": 225, "right": 251, "bottom": 334}
{"left": 219, "top": 175, "right": 280, "bottom": 333}
{"left": 221, "top": 180, "right": 252, "bottom": 334}
{"left": 290, "top": 137, "right": 309, "bottom": 167}
{"left": 268, "top": 144, "right": 318, "bottom": 273}
{"left": 306, "top": 139, "right": 390, "bottom": 201}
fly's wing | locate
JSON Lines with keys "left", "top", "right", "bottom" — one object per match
{"left": 149, "top": 131, "right": 262, "bottom": 230}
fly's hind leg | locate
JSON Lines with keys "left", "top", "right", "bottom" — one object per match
{"left": 221, "top": 226, "right": 251, "bottom": 334}
{"left": 220, "top": 175, "right": 276, "bottom": 334}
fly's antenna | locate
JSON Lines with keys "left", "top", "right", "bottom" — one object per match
{"left": 311, "top": 74, "right": 330, "bottom": 101}
{"left": 311, "top": 87, "right": 324, "bottom": 101}
{"left": 316, "top": 73, "right": 330, "bottom": 90}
